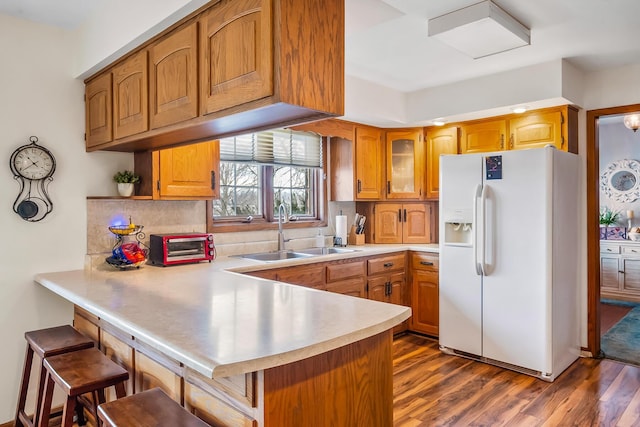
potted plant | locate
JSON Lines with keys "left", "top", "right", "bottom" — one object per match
{"left": 600, "top": 206, "right": 623, "bottom": 240}
{"left": 113, "top": 170, "right": 140, "bottom": 197}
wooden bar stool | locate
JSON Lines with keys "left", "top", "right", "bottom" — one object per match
{"left": 98, "top": 388, "right": 210, "bottom": 427}
{"left": 15, "top": 325, "right": 95, "bottom": 427}
{"left": 38, "top": 347, "right": 129, "bottom": 427}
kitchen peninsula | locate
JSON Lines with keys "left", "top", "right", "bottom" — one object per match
{"left": 35, "top": 255, "right": 411, "bottom": 426}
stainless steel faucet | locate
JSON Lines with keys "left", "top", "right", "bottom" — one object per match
{"left": 278, "top": 203, "right": 287, "bottom": 251}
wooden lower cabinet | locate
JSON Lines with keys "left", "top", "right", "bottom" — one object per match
{"left": 326, "top": 260, "right": 366, "bottom": 297}
{"left": 367, "top": 253, "right": 409, "bottom": 334}
{"left": 372, "top": 203, "right": 432, "bottom": 244}
{"left": 410, "top": 252, "right": 439, "bottom": 336}
{"left": 274, "top": 263, "right": 326, "bottom": 290}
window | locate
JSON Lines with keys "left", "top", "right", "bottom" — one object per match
{"left": 210, "top": 129, "right": 325, "bottom": 229}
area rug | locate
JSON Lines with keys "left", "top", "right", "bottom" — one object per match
{"left": 601, "top": 304, "right": 640, "bottom": 366}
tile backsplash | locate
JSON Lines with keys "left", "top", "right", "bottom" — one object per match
{"left": 87, "top": 199, "right": 356, "bottom": 267}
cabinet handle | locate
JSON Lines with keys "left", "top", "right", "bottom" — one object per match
{"left": 607, "top": 248, "right": 613, "bottom": 251}
{"left": 404, "top": 209, "right": 407, "bottom": 222}
{"left": 357, "top": 179, "right": 362, "bottom": 193}
{"left": 385, "top": 281, "right": 391, "bottom": 296}
{"left": 420, "top": 261, "right": 434, "bottom": 266}
{"left": 384, "top": 262, "right": 394, "bottom": 268}
{"left": 211, "top": 171, "right": 216, "bottom": 190}
{"left": 387, "top": 181, "right": 391, "bottom": 195}
{"left": 398, "top": 209, "right": 402, "bottom": 222}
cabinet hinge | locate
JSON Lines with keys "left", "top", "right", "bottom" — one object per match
{"left": 561, "top": 113, "right": 565, "bottom": 125}
{"left": 156, "top": 180, "right": 160, "bottom": 191}
{"left": 561, "top": 136, "right": 565, "bottom": 148}
{"left": 83, "top": 133, "right": 86, "bottom": 141}
{"left": 500, "top": 134, "right": 504, "bottom": 150}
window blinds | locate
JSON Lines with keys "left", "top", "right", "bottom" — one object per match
{"left": 219, "top": 129, "right": 322, "bottom": 168}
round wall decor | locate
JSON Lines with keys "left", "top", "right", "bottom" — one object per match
{"left": 601, "top": 159, "right": 640, "bottom": 203}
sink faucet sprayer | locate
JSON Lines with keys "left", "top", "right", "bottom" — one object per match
{"left": 278, "top": 203, "right": 287, "bottom": 251}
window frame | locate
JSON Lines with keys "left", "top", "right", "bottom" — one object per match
{"left": 207, "top": 138, "right": 328, "bottom": 232}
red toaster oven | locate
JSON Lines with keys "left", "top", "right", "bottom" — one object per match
{"left": 149, "top": 233, "right": 215, "bottom": 266}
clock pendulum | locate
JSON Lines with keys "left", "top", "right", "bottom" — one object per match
{"left": 9, "top": 136, "right": 56, "bottom": 222}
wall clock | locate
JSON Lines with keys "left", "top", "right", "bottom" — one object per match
{"left": 9, "top": 136, "right": 56, "bottom": 221}
{"left": 601, "top": 159, "right": 640, "bottom": 203}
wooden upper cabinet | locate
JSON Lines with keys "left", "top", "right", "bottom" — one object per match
{"left": 374, "top": 203, "right": 431, "bottom": 244}
{"left": 425, "top": 126, "right": 458, "bottom": 200}
{"left": 85, "top": 73, "right": 112, "bottom": 147}
{"left": 385, "top": 129, "right": 425, "bottom": 200}
{"left": 460, "top": 119, "right": 506, "bottom": 154}
{"left": 113, "top": 50, "right": 149, "bottom": 139}
{"left": 149, "top": 21, "right": 199, "bottom": 129}
{"left": 158, "top": 140, "right": 220, "bottom": 199}
{"left": 200, "top": 0, "right": 273, "bottom": 115}
{"left": 509, "top": 110, "right": 564, "bottom": 151}
{"left": 355, "top": 126, "right": 383, "bottom": 200}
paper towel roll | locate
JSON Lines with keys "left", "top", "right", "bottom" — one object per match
{"left": 335, "top": 215, "right": 348, "bottom": 246}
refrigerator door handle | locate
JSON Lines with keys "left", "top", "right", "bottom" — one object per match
{"left": 473, "top": 184, "right": 483, "bottom": 276}
{"left": 479, "top": 184, "right": 489, "bottom": 276}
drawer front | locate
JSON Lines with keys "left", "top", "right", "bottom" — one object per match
{"left": 411, "top": 252, "right": 439, "bottom": 271}
{"left": 622, "top": 245, "right": 640, "bottom": 257}
{"left": 326, "top": 260, "right": 365, "bottom": 282}
{"left": 368, "top": 253, "right": 406, "bottom": 275}
{"left": 276, "top": 264, "right": 326, "bottom": 289}
{"left": 601, "top": 243, "right": 621, "bottom": 254}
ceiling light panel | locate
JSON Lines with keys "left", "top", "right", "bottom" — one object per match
{"left": 428, "top": 1, "right": 530, "bottom": 59}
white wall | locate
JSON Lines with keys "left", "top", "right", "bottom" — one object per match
{"left": 0, "top": 14, "right": 130, "bottom": 421}
{"left": 73, "top": 0, "right": 209, "bottom": 77}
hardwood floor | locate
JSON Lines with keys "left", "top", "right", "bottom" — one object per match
{"left": 393, "top": 334, "right": 640, "bottom": 427}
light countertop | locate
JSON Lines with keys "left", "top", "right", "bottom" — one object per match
{"left": 35, "top": 244, "right": 435, "bottom": 378}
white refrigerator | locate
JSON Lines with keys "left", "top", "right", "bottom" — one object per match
{"left": 439, "top": 146, "right": 579, "bottom": 381}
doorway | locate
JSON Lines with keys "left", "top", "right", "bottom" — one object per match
{"left": 587, "top": 103, "right": 640, "bottom": 358}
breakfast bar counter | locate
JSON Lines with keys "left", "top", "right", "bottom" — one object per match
{"left": 35, "top": 255, "right": 412, "bottom": 426}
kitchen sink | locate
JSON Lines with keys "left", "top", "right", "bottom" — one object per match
{"left": 294, "top": 247, "right": 359, "bottom": 256}
{"left": 236, "top": 247, "right": 359, "bottom": 262}
{"left": 236, "top": 250, "right": 314, "bottom": 262}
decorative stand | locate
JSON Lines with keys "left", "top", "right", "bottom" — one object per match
{"left": 105, "top": 223, "right": 148, "bottom": 269}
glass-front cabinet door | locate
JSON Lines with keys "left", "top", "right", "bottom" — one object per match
{"left": 385, "top": 129, "right": 424, "bottom": 199}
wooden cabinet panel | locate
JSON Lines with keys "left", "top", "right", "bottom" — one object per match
{"left": 134, "top": 350, "right": 181, "bottom": 402}
{"left": 326, "top": 260, "right": 365, "bottom": 282}
{"left": 85, "top": 73, "right": 113, "bottom": 147}
{"left": 100, "top": 330, "right": 135, "bottom": 399}
{"left": 600, "top": 256, "right": 620, "bottom": 291}
{"left": 355, "top": 126, "right": 383, "bottom": 200}
{"left": 374, "top": 203, "right": 402, "bottom": 243}
{"left": 113, "top": 50, "right": 148, "bottom": 139}
{"left": 200, "top": 0, "right": 273, "bottom": 115}
{"left": 460, "top": 119, "right": 506, "bottom": 154}
{"left": 623, "top": 258, "right": 640, "bottom": 291}
{"left": 410, "top": 252, "right": 439, "bottom": 336}
{"left": 184, "top": 382, "right": 256, "bottom": 427}
{"left": 367, "top": 253, "right": 405, "bottom": 275}
{"left": 158, "top": 140, "right": 220, "bottom": 198}
{"left": 149, "top": 21, "right": 199, "bottom": 129}
{"left": 509, "top": 110, "right": 563, "bottom": 151}
{"left": 276, "top": 264, "right": 326, "bottom": 290}
{"left": 425, "top": 126, "right": 458, "bottom": 199}
{"left": 326, "top": 278, "right": 366, "bottom": 298}
{"left": 244, "top": 269, "right": 278, "bottom": 280}
{"left": 385, "top": 129, "right": 424, "bottom": 199}
{"left": 403, "top": 204, "right": 430, "bottom": 244}
{"left": 73, "top": 307, "right": 99, "bottom": 345}
{"left": 374, "top": 203, "right": 431, "bottom": 244}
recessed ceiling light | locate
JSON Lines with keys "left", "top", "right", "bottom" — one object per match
{"left": 512, "top": 106, "right": 528, "bottom": 114}
{"left": 433, "top": 119, "right": 446, "bottom": 126}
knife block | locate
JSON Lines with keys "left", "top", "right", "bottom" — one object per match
{"left": 348, "top": 225, "right": 365, "bottom": 245}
